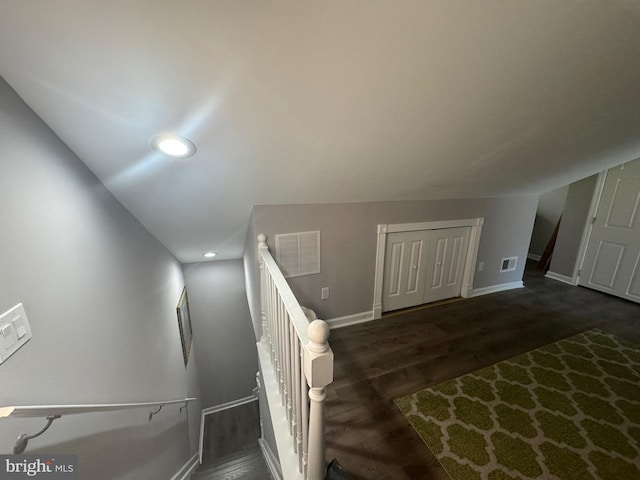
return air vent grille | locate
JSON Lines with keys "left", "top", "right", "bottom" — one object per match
{"left": 275, "top": 231, "right": 321, "bottom": 278}
{"left": 501, "top": 256, "right": 518, "bottom": 272}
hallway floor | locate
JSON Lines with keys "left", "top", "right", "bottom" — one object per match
{"left": 324, "top": 262, "right": 640, "bottom": 479}
{"left": 195, "top": 399, "right": 270, "bottom": 479}
{"left": 192, "top": 446, "right": 271, "bottom": 480}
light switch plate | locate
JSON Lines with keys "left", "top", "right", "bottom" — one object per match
{"left": 0, "top": 303, "right": 32, "bottom": 365}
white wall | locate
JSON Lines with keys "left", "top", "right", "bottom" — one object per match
{"left": 184, "top": 260, "right": 258, "bottom": 408}
{"left": 0, "top": 77, "right": 201, "bottom": 479}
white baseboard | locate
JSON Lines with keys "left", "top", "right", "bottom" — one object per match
{"left": 259, "top": 438, "right": 283, "bottom": 480}
{"left": 545, "top": 271, "right": 577, "bottom": 286}
{"left": 527, "top": 253, "right": 542, "bottom": 261}
{"left": 169, "top": 453, "right": 199, "bottom": 480}
{"left": 199, "top": 395, "right": 259, "bottom": 464}
{"left": 325, "top": 310, "right": 374, "bottom": 329}
{"left": 467, "top": 281, "right": 524, "bottom": 298}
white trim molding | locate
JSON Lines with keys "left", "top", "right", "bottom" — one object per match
{"left": 259, "top": 438, "right": 283, "bottom": 480}
{"left": 325, "top": 310, "right": 374, "bottom": 329}
{"left": 574, "top": 171, "right": 608, "bottom": 285}
{"left": 169, "top": 453, "right": 199, "bottom": 480}
{"left": 467, "top": 281, "right": 524, "bottom": 298}
{"left": 198, "top": 395, "right": 259, "bottom": 464}
{"left": 545, "top": 271, "right": 578, "bottom": 286}
{"left": 527, "top": 253, "right": 542, "bottom": 261}
{"left": 385, "top": 218, "right": 484, "bottom": 233}
{"left": 373, "top": 218, "right": 484, "bottom": 317}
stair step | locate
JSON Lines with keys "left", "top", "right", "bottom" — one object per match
{"left": 192, "top": 446, "right": 271, "bottom": 480}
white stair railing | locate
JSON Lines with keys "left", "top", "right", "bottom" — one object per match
{"left": 257, "top": 234, "right": 333, "bottom": 480}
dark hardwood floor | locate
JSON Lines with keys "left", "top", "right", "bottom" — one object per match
{"left": 192, "top": 446, "right": 271, "bottom": 480}
{"left": 201, "top": 400, "right": 261, "bottom": 463}
{"left": 195, "top": 400, "right": 271, "bottom": 479}
{"left": 324, "top": 261, "right": 640, "bottom": 480}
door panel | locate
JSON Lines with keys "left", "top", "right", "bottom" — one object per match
{"left": 628, "top": 253, "right": 640, "bottom": 300}
{"left": 382, "top": 231, "right": 429, "bottom": 312}
{"left": 606, "top": 178, "right": 640, "bottom": 228}
{"left": 580, "top": 159, "right": 640, "bottom": 302}
{"left": 423, "top": 227, "right": 470, "bottom": 304}
{"left": 386, "top": 241, "right": 404, "bottom": 297}
{"left": 430, "top": 237, "right": 447, "bottom": 289}
{"left": 407, "top": 240, "right": 424, "bottom": 293}
{"left": 589, "top": 241, "right": 624, "bottom": 288}
{"left": 447, "top": 235, "right": 465, "bottom": 286}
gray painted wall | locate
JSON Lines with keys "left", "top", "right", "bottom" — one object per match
{"left": 184, "top": 260, "right": 258, "bottom": 408}
{"left": 529, "top": 186, "right": 569, "bottom": 257}
{"left": 249, "top": 197, "right": 538, "bottom": 323}
{"left": 0, "top": 77, "right": 200, "bottom": 478}
{"left": 245, "top": 196, "right": 538, "bottom": 465}
{"left": 549, "top": 175, "right": 599, "bottom": 277}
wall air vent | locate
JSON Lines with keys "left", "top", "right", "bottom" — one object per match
{"left": 501, "top": 256, "right": 518, "bottom": 272}
{"left": 275, "top": 230, "right": 321, "bottom": 278}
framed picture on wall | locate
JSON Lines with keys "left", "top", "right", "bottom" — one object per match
{"left": 176, "top": 286, "right": 193, "bottom": 367}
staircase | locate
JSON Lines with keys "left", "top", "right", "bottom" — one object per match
{"left": 191, "top": 446, "right": 271, "bottom": 480}
{"left": 256, "top": 234, "right": 334, "bottom": 480}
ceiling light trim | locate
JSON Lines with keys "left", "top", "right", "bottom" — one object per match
{"left": 151, "top": 134, "right": 196, "bottom": 158}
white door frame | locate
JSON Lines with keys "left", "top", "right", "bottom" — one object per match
{"left": 573, "top": 172, "right": 608, "bottom": 284}
{"left": 372, "top": 218, "right": 484, "bottom": 319}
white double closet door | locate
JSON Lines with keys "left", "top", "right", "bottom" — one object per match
{"left": 382, "top": 227, "right": 470, "bottom": 312}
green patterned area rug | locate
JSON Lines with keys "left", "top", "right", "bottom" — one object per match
{"left": 395, "top": 329, "right": 640, "bottom": 480}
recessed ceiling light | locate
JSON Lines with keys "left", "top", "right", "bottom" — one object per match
{"left": 151, "top": 134, "right": 196, "bottom": 158}
{"left": 203, "top": 252, "right": 217, "bottom": 258}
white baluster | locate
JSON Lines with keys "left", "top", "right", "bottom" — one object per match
{"left": 291, "top": 332, "right": 300, "bottom": 453}
{"left": 267, "top": 275, "right": 275, "bottom": 363}
{"left": 273, "top": 279, "right": 281, "bottom": 387}
{"left": 279, "top": 299, "right": 286, "bottom": 404}
{"left": 283, "top": 309, "right": 291, "bottom": 423}
{"left": 293, "top": 335, "right": 301, "bottom": 456}
{"left": 301, "top": 345, "right": 309, "bottom": 477}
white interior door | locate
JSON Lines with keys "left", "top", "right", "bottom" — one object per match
{"left": 579, "top": 160, "right": 640, "bottom": 302}
{"left": 423, "top": 227, "right": 470, "bottom": 304}
{"left": 382, "top": 231, "right": 430, "bottom": 312}
{"left": 382, "top": 227, "right": 471, "bottom": 312}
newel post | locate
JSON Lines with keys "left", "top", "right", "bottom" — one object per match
{"left": 257, "top": 234, "right": 269, "bottom": 346}
{"left": 304, "top": 320, "right": 334, "bottom": 480}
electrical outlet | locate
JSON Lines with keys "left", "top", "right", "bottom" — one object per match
{"left": 321, "top": 287, "right": 330, "bottom": 300}
{"left": 478, "top": 262, "right": 484, "bottom": 272}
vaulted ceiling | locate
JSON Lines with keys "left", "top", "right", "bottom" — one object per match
{"left": 1, "top": 1, "right": 639, "bottom": 262}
